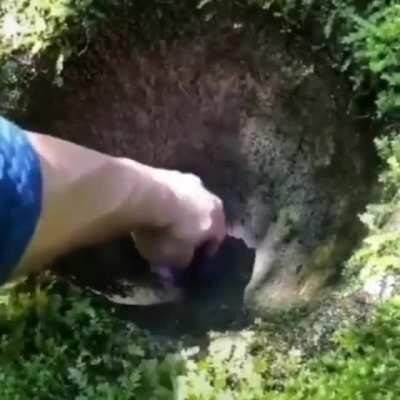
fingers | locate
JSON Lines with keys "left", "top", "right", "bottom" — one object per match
{"left": 133, "top": 176, "right": 227, "bottom": 270}
{"left": 134, "top": 228, "right": 195, "bottom": 269}
{"left": 157, "top": 236, "right": 195, "bottom": 269}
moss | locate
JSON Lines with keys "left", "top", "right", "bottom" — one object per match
{"left": 0, "top": 275, "right": 393, "bottom": 400}
{"left": 346, "top": 133, "right": 400, "bottom": 294}
{"left": 273, "top": 297, "right": 400, "bottom": 400}
{"left": 0, "top": 0, "right": 400, "bottom": 398}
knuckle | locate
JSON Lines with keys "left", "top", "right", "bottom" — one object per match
{"left": 185, "top": 172, "right": 202, "bottom": 185}
{"left": 215, "top": 197, "right": 223, "bottom": 210}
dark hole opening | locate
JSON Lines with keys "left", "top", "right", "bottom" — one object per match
{"left": 56, "top": 235, "right": 256, "bottom": 336}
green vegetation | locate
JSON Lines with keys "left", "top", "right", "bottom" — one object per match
{"left": 275, "top": 298, "right": 400, "bottom": 400}
{"left": 345, "top": 3, "right": 400, "bottom": 118}
{"left": 2, "top": 276, "right": 400, "bottom": 399}
{"left": 254, "top": 0, "right": 400, "bottom": 119}
{"left": 0, "top": 0, "right": 93, "bottom": 113}
{"left": 347, "top": 133, "right": 400, "bottom": 288}
{"left": 0, "top": 277, "right": 295, "bottom": 399}
{"left": 1, "top": 0, "right": 400, "bottom": 399}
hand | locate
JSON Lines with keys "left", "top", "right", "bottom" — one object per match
{"left": 132, "top": 169, "right": 226, "bottom": 269}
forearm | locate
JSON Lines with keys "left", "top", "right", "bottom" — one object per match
{"left": 0, "top": 116, "right": 224, "bottom": 283}
{"left": 15, "top": 133, "right": 170, "bottom": 277}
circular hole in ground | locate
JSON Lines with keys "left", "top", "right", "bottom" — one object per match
{"left": 25, "top": 15, "right": 377, "bottom": 325}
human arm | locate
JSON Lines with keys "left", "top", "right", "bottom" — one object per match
{"left": 0, "top": 117, "right": 226, "bottom": 282}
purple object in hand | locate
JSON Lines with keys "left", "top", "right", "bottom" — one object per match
{"left": 153, "top": 241, "right": 229, "bottom": 288}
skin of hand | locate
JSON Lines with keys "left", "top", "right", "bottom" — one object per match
{"left": 132, "top": 168, "right": 226, "bottom": 268}
{"left": 13, "top": 132, "right": 226, "bottom": 278}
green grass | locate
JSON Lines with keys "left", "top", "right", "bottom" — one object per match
{"left": 1, "top": 0, "right": 400, "bottom": 398}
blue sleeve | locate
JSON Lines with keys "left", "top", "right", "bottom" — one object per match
{"left": 0, "top": 116, "right": 42, "bottom": 283}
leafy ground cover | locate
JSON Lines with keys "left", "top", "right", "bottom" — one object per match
{"left": 1, "top": 0, "right": 400, "bottom": 398}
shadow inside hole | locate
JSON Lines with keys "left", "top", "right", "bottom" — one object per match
{"left": 56, "top": 236, "right": 255, "bottom": 337}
